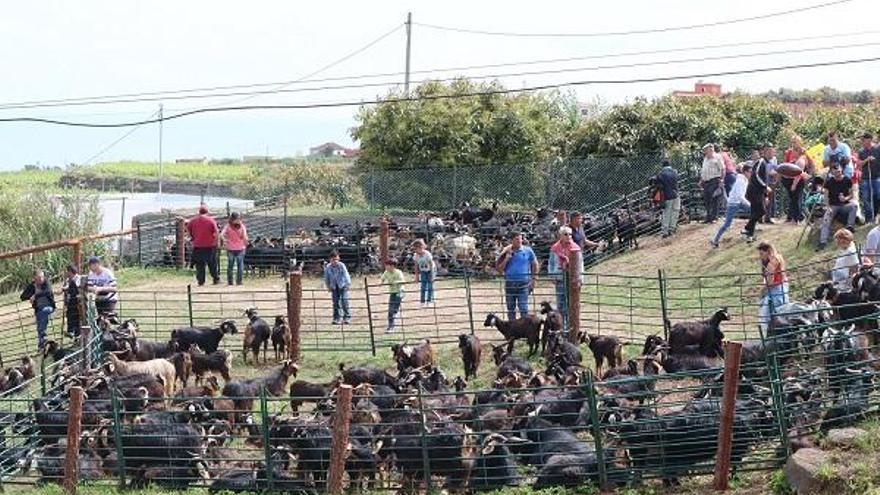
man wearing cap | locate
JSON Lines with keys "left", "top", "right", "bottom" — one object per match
{"left": 86, "top": 256, "right": 118, "bottom": 317}
{"left": 742, "top": 144, "right": 776, "bottom": 242}
{"left": 817, "top": 161, "right": 856, "bottom": 250}
{"left": 699, "top": 144, "right": 724, "bottom": 223}
{"left": 187, "top": 204, "right": 220, "bottom": 286}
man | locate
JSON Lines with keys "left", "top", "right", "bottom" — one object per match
{"left": 656, "top": 160, "right": 680, "bottom": 237}
{"left": 87, "top": 256, "right": 118, "bottom": 317}
{"left": 570, "top": 211, "right": 600, "bottom": 267}
{"left": 496, "top": 231, "right": 538, "bottom": 321}
{"left": 856, "top": 132, "right": 880, "bottom": 224}
{"left": 824, "top": 131, "right": 854, "bottom": 177}
{"left": 20, "top": 270, "right": 55, "bottom": 350}
{"left": 742, "top": 144, "right": 775, "bottom": 242}
{"left": 323, "top": 250, "right": 352, "bottom": 325}
{"left": 712, "top": 163, "right": 752, "bottom": 247}
{"left": 187, "top": 204, "right": 220, "bottom": 286}
{"left": 547, "top": 226, "right": 583, "bottom": 330}
{"left": 761, "top": 147, "right": 779, "bottom": 224}
{"left": 817, "top": 162, "right": 857, "bottom": 250}
{"left": 699, "top": 143, "right": 724, "bottom": 223}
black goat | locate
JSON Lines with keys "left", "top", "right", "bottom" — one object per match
{"left": 469, "top": 433, "right": 527, "bottom": 490}
{"left": 243, "top": 307, "right": 271, "bottom": 364}
{"left": 271, "top": 315, "right": 291, "bottom": 361}
{"left": 130, "top": 338, "right": 179, "bottom": 361}
{"left": 651, "top": 349, "right": 722, "bottom": 374}
{"left": 338, "top": 363, "right": 400, "bottom": 391}
{"left": 539, "top": 301, "right": 564, "bottom": 353}
{"left": 189, "top": 347, "right": 232, "bottom": 384}
{"left": 582, "top": 333, "right": 623, "bottom": 376}
{"left": 484, "top": 313, "right": 542, "bottom": 356}
{"left": 171, "top": 320, "right": 238, "bottom": 353}
{"left": 491, "top": 344, "right": 534, "bottom": 379}
{"left": 665, "top": 308, "right": 729, "bottom": 358}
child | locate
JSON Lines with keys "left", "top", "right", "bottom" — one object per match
{"left": 323, "top": 250, "right": 352, "bottom": 325}
{"left": 380, "top": 259, "right": 406, "bottom": 333}
{"left": 804, "top": 176, "right": 826, "bottom": 221}
{"left": 412, "top": 239, "right": 435, "bottom": 307}
{"left": 62, "top": 264, "right": 81, "bottom": 338}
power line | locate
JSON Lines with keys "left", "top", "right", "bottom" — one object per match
{"left": 78, "top": 110, "right": 159, "bottom": 165}
{"left": 3, "top": 26, "right": 876, "bottom": 112}
{"left": 2, "top": 56, "right": 879, "bottom": 128}
{"left": 2, "top": 38, "right": 878, "bottom": 112}
{"left": 415, "top": 0, "right": 855, "bottom": 37}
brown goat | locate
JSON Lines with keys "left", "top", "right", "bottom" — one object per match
{"left": 483, "top": 313, "right": 542, "bottom": 356}
{"left": 457, "top": 334, "right": 482, "bottom": 380}
{"left": 106, "top": 352, "right": 176, "bottom": 397}
{"left": 173, "top": 376, "right": 221, "bottom": 404}
{"left": 271, "top": 315, "right": 291, "bottom": 361}
{"left": 391, "top": 339, "right": 435, "bottom": 372}
{"left": 580, "top": 333, "right": 624, "bottom": 376}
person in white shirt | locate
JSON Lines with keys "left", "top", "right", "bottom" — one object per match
{"left": 711, "top": 163, "right": 752, "bottom": 248}
{"left": 831, "top": 228, "right": 859, "bottom": 292}
{"left": 864, "top": 224, "right": 880, "bottom": 263}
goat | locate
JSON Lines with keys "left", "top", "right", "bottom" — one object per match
{"left": 539, "top": 301, "right": 564, "bottom": 353}
{"left": 468, "top": 433, "right": 527, "bottom": 490}
{"left": 642, "top": 334, "right": 665, "bottom": 356}
{"left": 338, "top": 363, "right": 400, "bottom": 391}
{"left": 484, "top": 313, "right": 542, "bottom": 356}
{"left": 581, "top": 333, "right": 623, "bottom": 376}
{"left": 544, "top": 332, "right": 582, "bottom": 369}
{"left": 42, "top": 340, "right": 76, "bottom": 363}
{"left": 271, "top": 315, "right": 291, "bottom": 361}
{"left": 651, "top": 348, "right": 722, "bottom": 374}
{"left": 389, "top": 422, "right": 476, "bottom": 491}
{"left": 289, "top": 379, "right": 336, "bottom": 411}
{"left": 173, "top": 376, "right": 221, "bottom": 404}
{"left": 167, "top": 352, "right": 193, "bottom": 387}
{"left": 242, "top": 307, "right": 271, "bottom": 365}
{"left": 130, "top": 338, "right": 179, "bottom": 361}
{"left": 171, "top": 320, "right": 238, "bottom": 353}
{"left": 665, "top": 308, "right": 729, "bottom": 358}
{"left": 458, "top": 334, "right": 482, "bottom": 380}
{"left": 491, "top": 344, "right": 534, "bottom": 379}
{"left": 222, "top": 360, "right": 299, "bottom": 416}
{"left": 106, "top": 353, "right": 176, "bottom": 397}
{"left": 601, "top": 359, "right": 639, "bottom": 380}
{"left": 391, "top": 339, "right": 435, "bottom": 373}
{"left": 189, "top": 346, "right": 232, "bottom": 384}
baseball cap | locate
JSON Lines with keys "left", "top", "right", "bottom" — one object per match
{"left": 87, "top": 256, "right": 101, "bottom": 265}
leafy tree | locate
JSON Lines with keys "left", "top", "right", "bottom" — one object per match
{"left": 351, "top": 79, "right": 579, "bottom": 168}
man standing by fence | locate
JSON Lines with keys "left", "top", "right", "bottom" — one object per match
{"left": 856, "top": 132, "right": 880, "bottom": 225}
{"left": 700, "top": 143, "right": 724, "bottom": 223}
{"left": 87, "top": 256, "right": 118, "bottom": 317}
{"left": 62, "top": 264, "right": 81, "bottom": 338}
{"left": 187, "top": 204, "right": 220, "bottom": 286}
{"left": 496, "top": 231, "right": 538, "bottom": 321}
{"left": 20, "top": 269, "right": 55, "bottom": 350}
{"left": 656, "top": 160, "right": 680, "bottom": 238}
{"left": 324, "top": 250, "right": 352, "bottom": 325}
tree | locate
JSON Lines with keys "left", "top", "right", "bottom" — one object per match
{"left": 351, "top": 79, "right": 579, "bottom": 168}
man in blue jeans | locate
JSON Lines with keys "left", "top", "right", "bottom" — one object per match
{"left": 857, "top": 132, "right": 880, "bottom": 224}
{"left": 20, "top": 269, "right": 55, "bottom": 350}
{"left": 496, "top": 231, "right": 538, "bottom": 321}
{"left": 323, "top": 250, "right": 352, "bottom": 325}
{"left": 711, "top": 163, "right": 752, "bottom": 248}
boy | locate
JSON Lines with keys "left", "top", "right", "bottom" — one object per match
{"left": 412, "top": 239, "right": 435, "bottom": 307}
{"left": 62, "top": 264, "right": 81, "bottom": 338}
{"left": 323, "top": 250, "right": 352, "bottom": 325}
{"left": 380, "top": 259, "right": 406, "bottom": 333}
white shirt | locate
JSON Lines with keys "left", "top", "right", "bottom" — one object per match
{"left": 832, "top": 243, "right": 859, "bottom": 292}
{"left": 701, "top": 156, "right": 724, "bottom": 182}
{"left": 728, "top": 174, "right": 750, "bottom": 207}
{"left": 865, "top": 226, "right": 880, "bottom": 261}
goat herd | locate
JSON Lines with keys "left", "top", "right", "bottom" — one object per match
{"left": 6, "top": 264, "right": 880, "bottom": 493}
{"left": 157, "top": 199, "right": 660, "bottom": 278}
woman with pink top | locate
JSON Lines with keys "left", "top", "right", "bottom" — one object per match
{"left": 221, "top": 212, "right": 249, "bottom": 285}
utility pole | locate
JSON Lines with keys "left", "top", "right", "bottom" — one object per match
{"left": 404, "top": 12, "right": 412, "bottom": 93}
{"left": 158, "top": 103, "right": 164, "bottom": 195}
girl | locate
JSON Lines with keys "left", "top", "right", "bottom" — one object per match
{"left": 220, "top": 212, "right": 248, "bottom": 286}
{"left": 757, "top": 241, "right": 789, "bottom": 330}
{"left": 412, "top": 239, "right": 435, "bottom": 307}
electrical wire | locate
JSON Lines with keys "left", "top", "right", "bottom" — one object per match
{"left": 78, "top": 110, "right": 159, "bottom": 165}
{"left": 3, "top": 25, "right": 877, "bottom": 111}
{"left": 1, "top": 56, "right": 878, "bottom": 128}
{"left": 2, "top": 38, "right": 878, "bottom": 112}
{"left": 414, "top": 0, "right": 855, "bottom": 37}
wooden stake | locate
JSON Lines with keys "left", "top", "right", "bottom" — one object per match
{"left": 379, "top": 216, "right": 389, "bottom": 265}
{"left": 713, "top": 341, "right": 743, "bottom": 491}
{"left": 566, "top": 253, "right": 582, "bottom": 343}
{"left": 327, "top": 384, "right": 353, "bottom": 494}
{"left": 287, "top": 270, "right": 302, "bottom": 361}
{"left": 63, "top": 386, "right": 84, "bottom": 495}
{"left": 175, "top": 217, "right": 186, "bottom": 269}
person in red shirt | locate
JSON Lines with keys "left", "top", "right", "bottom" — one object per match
{"left": 186, "top": 204, "right": 220, "bottom": 286}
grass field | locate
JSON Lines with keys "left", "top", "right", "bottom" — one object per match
{"left": 73, "top": 161, "right": 255, "bottom": 182}
{"left": 0, "top": 169, "right": 64, "bottom": 190}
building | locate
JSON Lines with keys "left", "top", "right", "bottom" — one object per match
{"left": 673, "top": 81, "right": 722, "bottom": 97}
{"left": 309, "top": 142, "right": 358, "bottom": 158}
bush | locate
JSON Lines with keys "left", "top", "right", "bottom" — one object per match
{"left": 246, "top": 162, "right": 366, "bottom": 209}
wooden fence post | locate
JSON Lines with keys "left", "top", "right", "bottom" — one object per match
{"left": 327, "top": 384, "right": 353, "bottom": 494}
{"left": 78, "top": 276, "right": 90, "bottom": 369}
{"left": 379, "top": 216, "right": 389, "bottom": 265}
{"left": 566, "top": 253, "right": 581, "bottom": 343}
{"left": 287, "top": 271, "right": 302, "bottom": 361}
{"left": 175, "top": 217, "right": 186, "bottom": 269}
{"left": 71, "top": 240, "right": 83, "bottom": 271}
{"left": 63, "top": 386, "right": 84, "bottom": 495}
{"left": 713, "top": 341, "right": 744, "bottom": 491}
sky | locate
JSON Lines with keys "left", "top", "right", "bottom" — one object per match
{"left": 0, "top": 0, "right": 877, "bottom": 170}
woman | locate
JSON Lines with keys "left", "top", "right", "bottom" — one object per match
{"left": 220, "top": 212, "right": 248, "bottom": 286}
{"left": 547, "top": 226, "right": 583, "bottom": 330}
{"left": 831, "top": 228, "right": 859, "bottom": 292}
{"left": 782, "top": 136, "right": 815, "bottom": 223}
{"left": 757, "top": 241, "right": 789, "bottom": 330}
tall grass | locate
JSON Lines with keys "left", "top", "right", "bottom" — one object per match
{"left": 73, "top": 161, "right": 255, "bottom": 182}
{"left": 0, "top": 189, "right": 102, "bottom": 293}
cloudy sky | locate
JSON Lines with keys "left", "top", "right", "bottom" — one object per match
{"left": 0, "top": 0, "right": 876, "bottom": 170}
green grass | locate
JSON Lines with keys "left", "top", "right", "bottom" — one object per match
{"left": 74, "top": 161, "right": 255, "bottom": 182}
{"left": 0, "top": 169, "right": 64, "bottom": 190}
